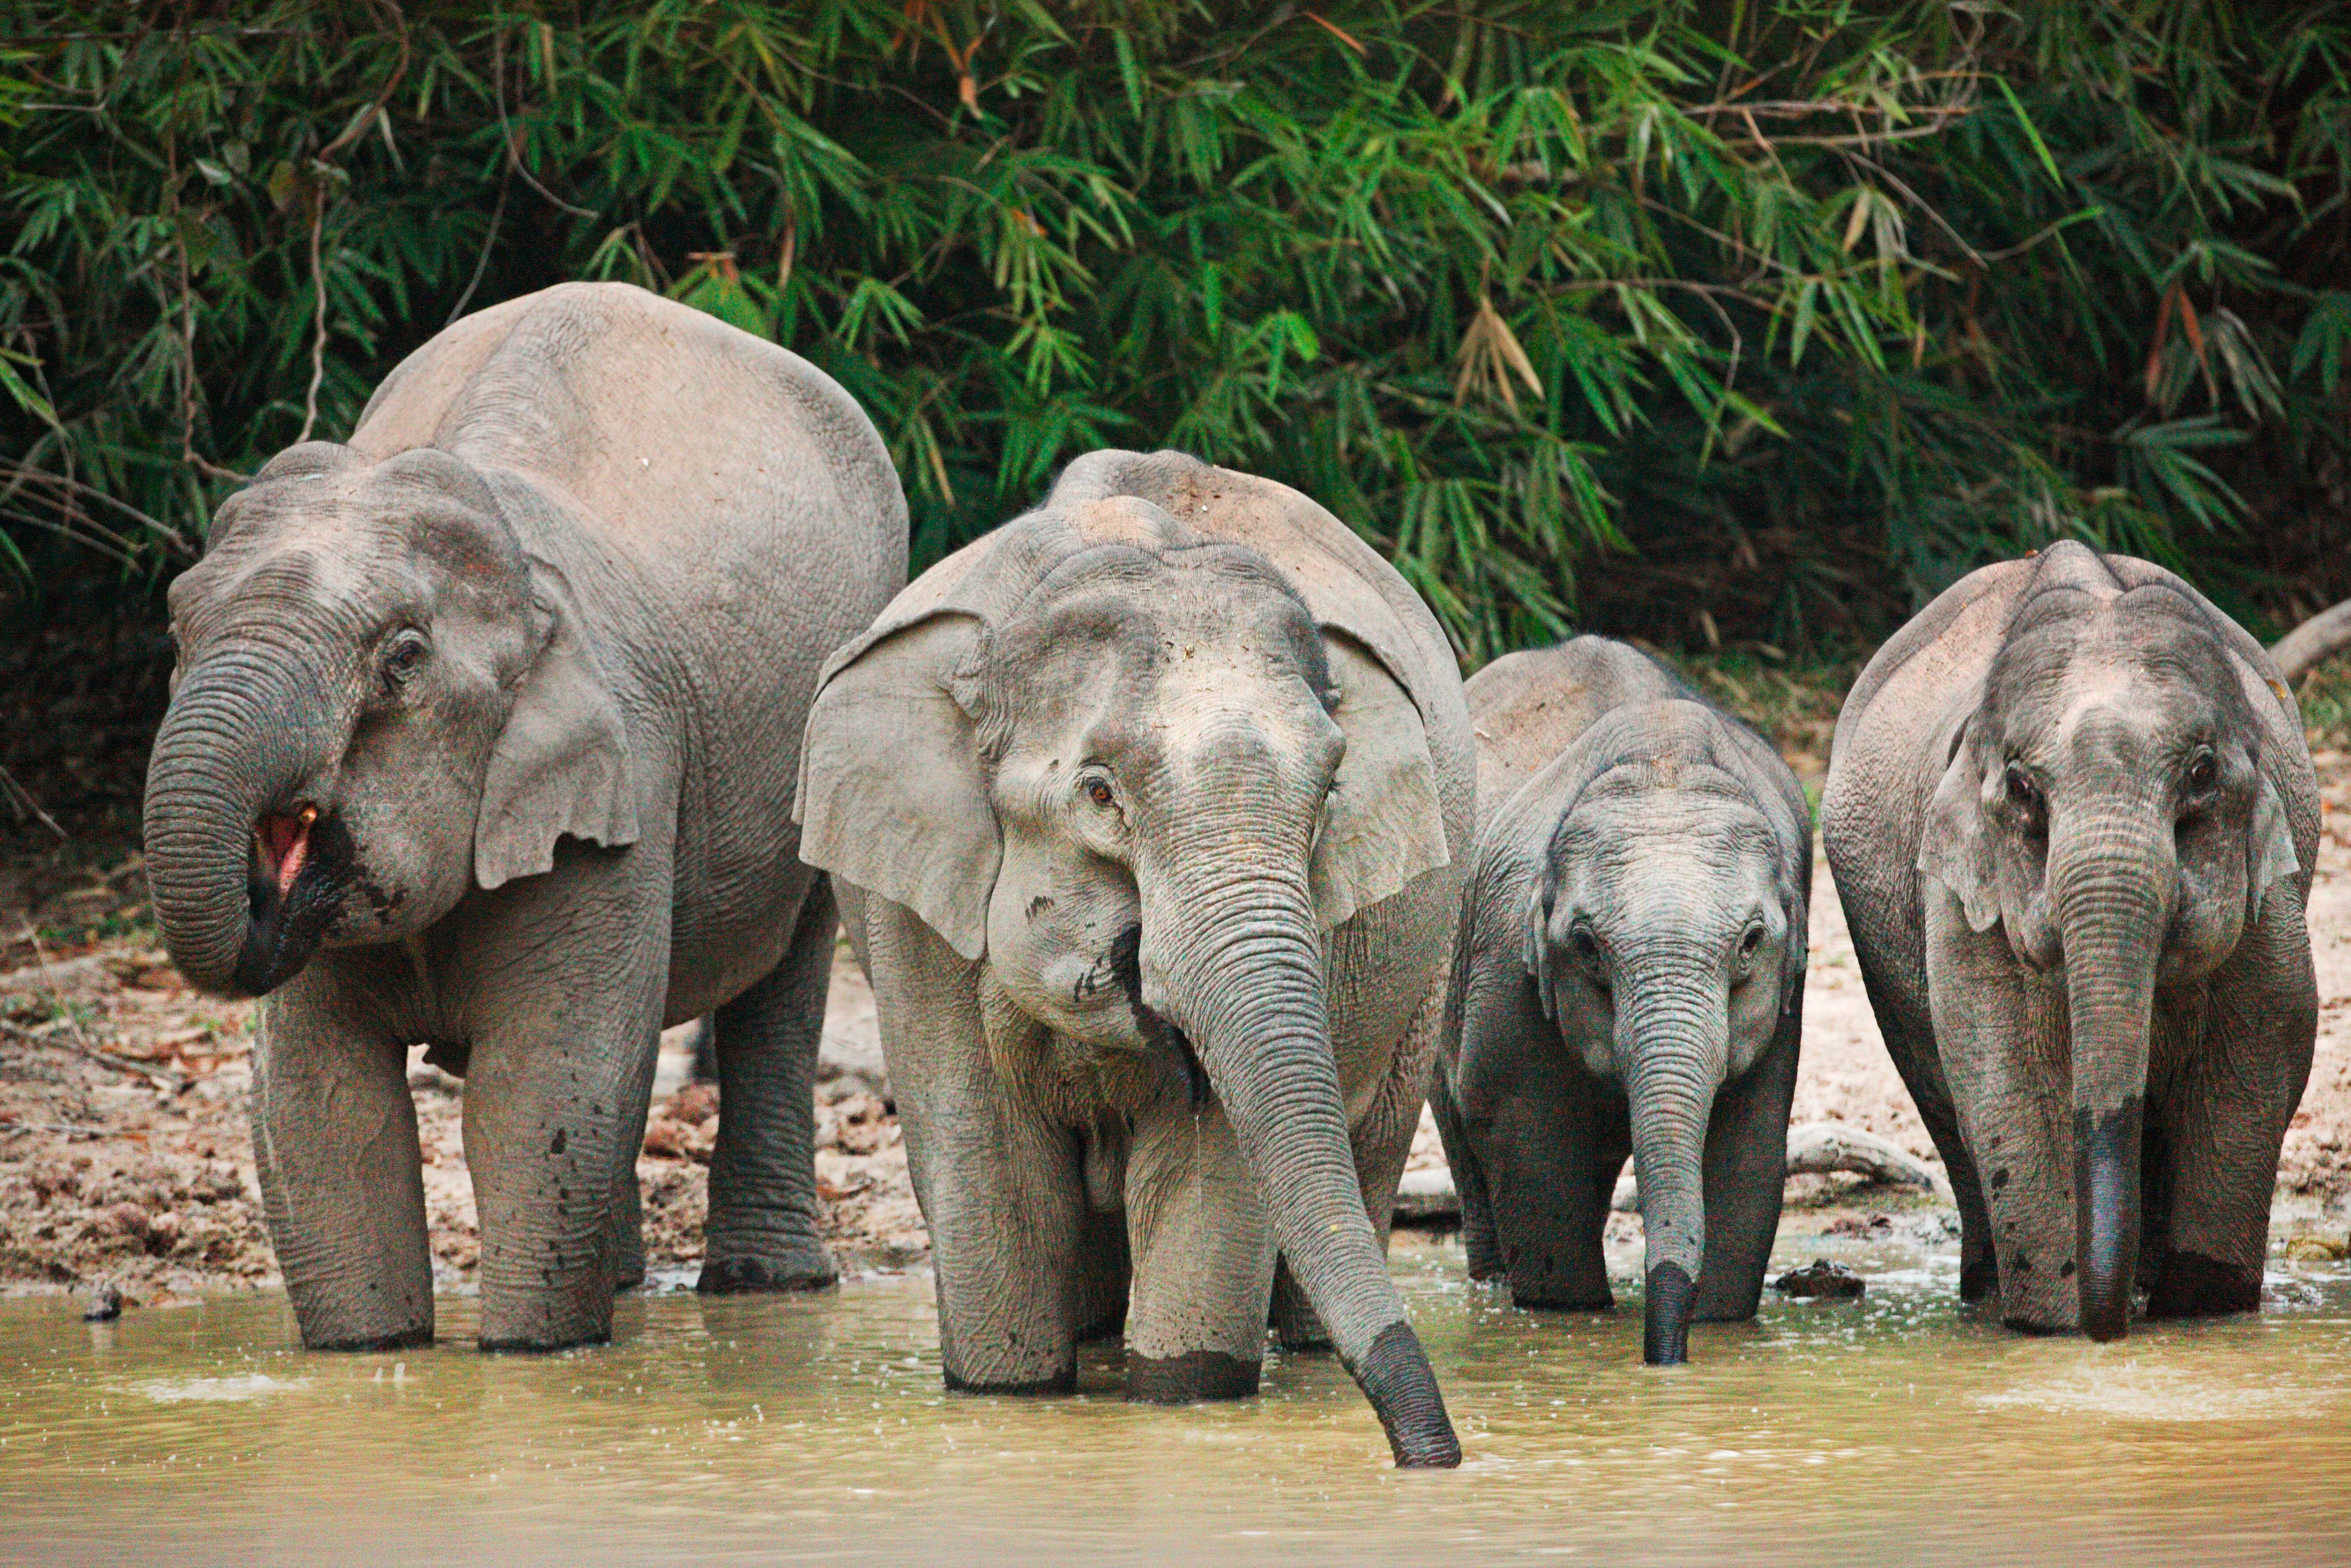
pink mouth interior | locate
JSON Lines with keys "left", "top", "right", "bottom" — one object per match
{"left": 257, "top": 810, "right": 315, "bottom": 896}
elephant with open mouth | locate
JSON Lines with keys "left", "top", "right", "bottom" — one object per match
{"left": 795, "top": 449, "right": 1473, "bottom": 1466}
{"left": 1822, "top": 541, "right": 2317, "bottom": 1339}
{"left": 1431, "top": 636, "right": 1811, "bottom": 1364}
{"left": 141, "top": 283, "right": 907, "bottom": 1353}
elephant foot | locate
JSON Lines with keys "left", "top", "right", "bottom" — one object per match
{"left": 1128, "top": 1350, "right": 1261, "bottom": 1403}
{"left": 2145, "top": 1249, "right": 2262, "bottom": 1320}
{"left": 695, "top": 1245, "right": 839, "bottom": 1295}
{"left": 1510, "top": 1283, "right": 1615, "bottom": 1313}
{"left": 1959, "top": 1254, "right": 1999, "bottom": 1303}
{"left": 943, "top": 1366, "right": 1078, "bottom": 1396}
{"left": 478, "top": 1284, "right": 616, "bottom": 1353}
{"left": 301, "top": 1324, "right": 436, "bottom": 1353}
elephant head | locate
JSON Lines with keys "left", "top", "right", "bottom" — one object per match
{"left": 1919, "top": 542, "right": 2300, "bottom": 1340}
{"left": 796, "top": 465, "right": 1460, "bottom": 1465}
{"left": 1524, "top": 703, "right": 1807, "bottom": 1364}
{"left": 144, "top": 442, "right": 637, "bottom": 998}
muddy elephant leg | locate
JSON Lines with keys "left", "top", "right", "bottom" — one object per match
{"left": 700, "top": 875, "right": 840, "bottom": 1293}
{"left": 1273, "top": 975, "right": 1442, "bottom": 1352}
{"left": 2148, "top": 893, "right": 2317, "bottom": 1319}
{"left": 1073, "top": 1205, "right": 1132, "bottom": 1343}
{"left": 1125, "top": 1096, "right": 1280, "bottom": 1401}
{"left": 1850, "top": 938, "right": 1998, "bottom": 1301}
{"left": 1694, "top": 1015, "right": 1800, "bottom": 1324}
{"left": 607, "top": 1162, "right": 646, "bottom": 1291}
{"left": 1428, "top": 1065, "right": 1498, "bottom": 1280}
{"left": 866, "top": 896, "right": 1087, "bottom": 1392}
{"left": 251, "top": 966, "right": 433, "bottom": 1350}
{"left": 1925, "top": 900, "right": 2075, "bottom": 1332}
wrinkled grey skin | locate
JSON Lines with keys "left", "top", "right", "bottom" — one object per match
{"left": 1823, "top": 542, "right": 2316, "bottom": 1339}
{"left": 142, "top": 284, "right": 906, "bottom": 1353}
{"left": 797, "top": 450, "right": 1473, "bottom": 1466}
{"left": 1431, "top": 638, "right": 1809, "bottom": 1365}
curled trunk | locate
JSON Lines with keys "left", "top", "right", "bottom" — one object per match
{"left": 143, "top": 651, "right": 337, "bottom": 997}
{"left": 1152, "top": 858, "right": 1460, "bottom": 1468}
{"left": 1616, "top": 962, "right": 1724, "bottom": 1366}
{"left": 2051, "top": 822, "right": 2169, "bottom": 1343}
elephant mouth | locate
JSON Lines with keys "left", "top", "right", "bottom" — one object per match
{"left": 1106, "top": 922, "right": 1209, "bottom": 1108}
{"left": 235, "top": 805, "right": 356, "bottom": 995}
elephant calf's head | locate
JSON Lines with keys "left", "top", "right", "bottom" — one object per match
{"left": 145, "top": 443, "right": 637, "bottom": 997}
{"left": 1525, "top": 701, "right": 1807, "bottom": 1364}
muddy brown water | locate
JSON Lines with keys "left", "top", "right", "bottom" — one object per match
{"left": 4, "top": 1232, "right": 2348, "bottom": 1566}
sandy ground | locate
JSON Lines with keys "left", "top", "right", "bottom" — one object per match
{"left": 6, "top": 752, "right": 2349, "bottom": 1306}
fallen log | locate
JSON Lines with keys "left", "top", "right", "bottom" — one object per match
{"left": 1390, "top": 1120, "right": 1947, "bottom": 1225}
{"left": 2272, "top": 598, "right": 2351, "bottom": 685}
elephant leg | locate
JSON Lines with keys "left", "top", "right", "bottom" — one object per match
{"left": 607, "top": 1162, "right": 646, "bottom": 1292}
{"left": 1124, "top": 1096, "right": 1280, "bottom": 1402}
{"left": 1849, "top": 936, "right": 1998, "bottom": 1301}
{"left": 1273, "top": 975, "right": 1442, "bottom": 1352}
{"left": 1694, "top": 1016, "right": 1800, "bottom": 1324}
{"left": 700, "top": 875, "right": 840, "bottom": 1294}
{"left": 1925, "top": 902, "right": 2075, "bottom": 1332}
{"left": 1429, "top": 1064, "right": 1498, "bottom": 1280}
{"left": 867, "top": 897, "right": 1087, "bottom": 1392}
{"left": 1486, "top": 1077, "right": 1629, "bottom": 1313}
{"left": 2147, "top": 896, "right": 2317, "bottom": 1320}
{"left": 1073, "top": 1204, "right": 1132, "bottom": 1343}
{"left": 465, "top": 992, "right": 664, "bottom": 1351}
{"left": 251, "top": 968, "right": 433, "bottom": 1350}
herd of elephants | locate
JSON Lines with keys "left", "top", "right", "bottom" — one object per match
{"left": 132, "top": 283, "right": 2321, "bottom": 1469}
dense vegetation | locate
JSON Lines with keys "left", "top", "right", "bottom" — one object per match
{"left": 5, "top": 1, "right": 2349, "bottom": 666}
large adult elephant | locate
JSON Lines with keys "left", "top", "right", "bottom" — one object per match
{"left": 1822, "top": 542, "right": 2316, "bottom": 1339}
{"left": 796, "top": 450, "right": 1472, "bottom": 1466}
{"left": 143, "top": 283, "right": 907, "bottom": 1352}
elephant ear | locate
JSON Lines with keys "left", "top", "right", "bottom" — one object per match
{"left": 2247, "top": 772, "right": 2301, "bottom": 927}
{"left": 796, "top": 611, "right": 998, "bottom": 961}
{"left": 1918, "top": 724, "right": 2001, "bottom": 934}
{"left": 1311, "top": 632, "right": 1452, "bottom": 931}
{"left": 475, "top": 557, "right": 640, "bottom": 890}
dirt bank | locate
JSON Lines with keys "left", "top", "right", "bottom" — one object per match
{"left": 7, "top": 749, "right": 2348, "bottom": 1306}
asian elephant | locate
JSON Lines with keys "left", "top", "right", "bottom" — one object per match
{"left": 142, "top": 283, "right": 907, "bottom": 1352}
{"left": 795, "top": 449, "right": 1473, "bottom": 1466}
{"left": 1430, "top": 637, "right": 1809, "bottom": 1365}
{"left": 1822, "top": 542, "right": 2317, "bottom": 1339}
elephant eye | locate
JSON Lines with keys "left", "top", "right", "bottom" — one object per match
{"left": 1740, "top": 922, "right": 1766, "bottom": 958}
{"left": 380, "top": 630, "right": 429, "bottom": 691}
{"left": 1084, "top": 778, "right": 1115, "bottom": 809}
{"left": 2004, "top": 762, "right": 2041, "bottom": 810}
{"left": 2185, "top": 748, "right": 2217, "bottom": 791}
{"left": 1570, "top": 926, "right": 1601, "bottom": 963}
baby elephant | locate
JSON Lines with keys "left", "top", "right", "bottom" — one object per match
{"left": 1824, "top": 542, "right": 2316, "bottom": 1340}
{"left": 1431, "top": 636, "right": 1810, "bottom": 1364}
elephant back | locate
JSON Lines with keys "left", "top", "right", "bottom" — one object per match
{"left": 1464, "top": 637, "right": 1691, "bottom": 812}
{"left": 347, "top": 282, "right": 907, "bottom": 610}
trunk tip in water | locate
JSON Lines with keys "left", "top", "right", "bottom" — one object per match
{"left": 2073, "top": 1096, "right": 2145, "bottom": 1344}
{"left": 1644, "top": 1262, "right": 1696, "bottom": 1366}
{"left": 1347, "top": 1320, "right": 1461, "bottom": 1468}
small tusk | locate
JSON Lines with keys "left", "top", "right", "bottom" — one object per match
{"left": 297, "top": 804, "right": 318, "bottom": 827}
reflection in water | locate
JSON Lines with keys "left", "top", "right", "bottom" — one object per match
{"left": 3, "top": 1233, "right": 2349, "bottom": 1565}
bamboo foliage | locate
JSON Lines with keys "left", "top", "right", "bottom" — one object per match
{"left": 2, "top": 1, "right": 2348, "bottom": 660}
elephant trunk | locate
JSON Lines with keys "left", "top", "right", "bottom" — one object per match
{"left": 143, "top": 648, "right": 342, "bottom": 997}
{"left": 2050, "top": 812, "right": 2171, "bottom": 1343}
{"left": 1150, "top": 854, "right": 1460, "bottom": 1469}
{"left": 1616, "top": 957, "right": 1725, "bottom": 1366}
